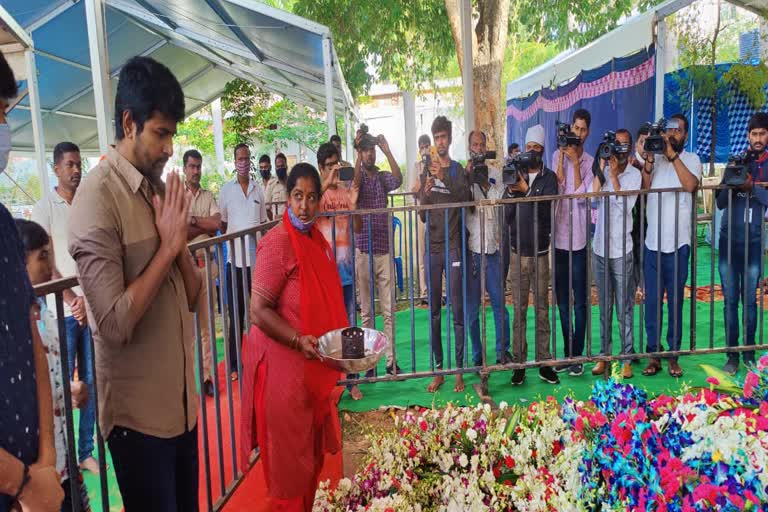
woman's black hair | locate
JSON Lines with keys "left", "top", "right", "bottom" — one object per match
{"left": 286, "top": 163, "right": 321, "bottom": 196}
{"left": 15, "top": 219, "right": 49, "bottom": 254}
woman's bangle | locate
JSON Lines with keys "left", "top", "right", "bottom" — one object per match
{"left": 13, "top": 463, "right": 30, "bottom": 502}
{"left": 289, "top": 332, "right": 300, "bottom": 349}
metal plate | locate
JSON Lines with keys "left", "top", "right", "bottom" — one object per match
{"left": 317, "top": 327, "right": 388, "bottom": 373}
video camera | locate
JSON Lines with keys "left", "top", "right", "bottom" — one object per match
{"left": 556, "top": 121, "right": 581, "bottom": 148}
{"left": 643, "top": 118, "right": 680, "bottom": 154}
{"left": 502, "top": 151, "right": 542, "bottom": 185}
{"left": 723, "top": 150, "right": 761, "bottom": 187}
{"left": 354, "top": 123, "right": 378, "bottom": 150}
{"left": 597, "top": 131, "right": 631, "bottom": 160}
{"left": 470, "top": 150, "right": 496, "bottom": 185}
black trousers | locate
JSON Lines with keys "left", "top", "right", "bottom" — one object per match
{"left": 427, "top": 246, "right": 466, "bottom": 369}
{"left": 108, "top": 425, "right": 199, "bottom": 512}
{"left": 226, "top": 264, "right": 252, "bottom": 374}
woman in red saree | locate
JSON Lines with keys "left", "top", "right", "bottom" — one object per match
{"left": 240, "top": 163, "right": 347, "bottom": 511}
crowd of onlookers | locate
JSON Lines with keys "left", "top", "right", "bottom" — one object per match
{"left": 2, "top": 41, "right": 768, "bottom": 510}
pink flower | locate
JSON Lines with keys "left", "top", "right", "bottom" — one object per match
{"left": 758, "top": 354, "right": 768, "bottom": 369}
{"left": 706, "top": 376, "right": 720, "bottom": 386}
{"left": 744, "top": 371, "right": 759, "bottom": 398}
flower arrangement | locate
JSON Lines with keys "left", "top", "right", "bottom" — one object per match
{"left": 314, "top": 355, "right": 768, "bottom": 511}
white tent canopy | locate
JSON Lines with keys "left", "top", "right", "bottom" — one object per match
{"left": 505, "top": 0, "right": 768, "bottom": 112}
{"left": 1, "top": 0, "right": 357, "bottom": 160}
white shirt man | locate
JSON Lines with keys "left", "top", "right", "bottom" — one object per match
{"left": 218, "top": 175, "right": 268, "bottom": 268}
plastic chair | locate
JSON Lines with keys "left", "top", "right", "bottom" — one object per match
{"left": 392, "top": 217, "right": 404, "bottom": 292}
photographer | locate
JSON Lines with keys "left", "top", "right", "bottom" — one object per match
{"left": 640, "top": 113, "right": 701, "bottom": 378}
{"left": 354, "top": 127, "right": 402, "bottom": 375}
{"left": 419, "top": 116, "right": 470, "bottom": 393}
{"left": 551, "top": 109, "right": 594, "bottom": 376}
{"left": 409, "top": 134, "right": 432, "bottom": 304}
{"left": 465, "top": 130, "right": 511, "bottom": 368}
{"left": 590, "top": 129, "right": 641, "bottom": 379}
{"left": 504, "top": 125, "right": 559, "bottom": 386}
{"left": 716, "top": 112, "right": 768, "bottom": 375}
{"left": 508, "top": 143, "right": 520, "bottom": 160}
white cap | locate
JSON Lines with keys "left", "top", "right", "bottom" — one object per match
{"left": 525, "top": 124, "right": 545, "bottom": 147}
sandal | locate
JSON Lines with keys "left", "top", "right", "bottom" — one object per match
{"left": 668, "top": 361, "right": 683, "bottom": 378}
{"left": 642, "top": 359, "right": 661, "bottom": 376}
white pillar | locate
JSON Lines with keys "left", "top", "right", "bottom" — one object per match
{"left": 211, "top": 97, "right": 225, "bottom": 173}
{"left": 403, "top": 90, "right": 417, "bottom": 182}
{"left": 460, "top": 0, "right": 474, "bottom": 135}
{"left": 25, "top": 49, "right": 49, "bottom": 195}
{"left": 85, "top": 0, "right": 112, "bottom": 154}
{"left": 654, "top": 18, "right": 667, "bottom": 120}
{"left": 345, "top": 109, "right": 353, "bottom": 162}
{"left": 322, "top": 37, "right": 336, "bottom": 140}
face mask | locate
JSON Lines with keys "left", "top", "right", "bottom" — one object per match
{"left": 287, "top": 206, "right": 314, "bottom": 233}
{"left": 0, "top": 124, "right": 10, "bottom": 175}
{"left": 276, "top": 167, "right": 288, "bottom": 181}
{"left": 236, "top": 160, "right": 250, "bottom": 178}
{"left": 259, "top": 168, "right": 271, "bottom": 180}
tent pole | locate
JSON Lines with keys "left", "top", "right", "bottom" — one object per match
{"left": 322, "top": 36, "right": 336, "bottom": 140}
{"left": 403, "top": 90, "right": 417, "bottom": 182}
{"left": 85, "top": 0, "right": 112, "bottom": 154}
{"left": 212, "top": 97, "right": 225, "bottom": 174}
{"left": 654, "top": 17, "right": 667, "bottom": 120}
{"left": 345, "top": 109, "right": 353, "bottom": 162}
{"left": 25, "top": 49, "right": 49, "bottom": 195}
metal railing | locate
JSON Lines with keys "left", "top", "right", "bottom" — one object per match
{"left": 33, "top": 180, "right": 768, "bottom": 509}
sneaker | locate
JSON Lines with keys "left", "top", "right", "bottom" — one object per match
{"left": 386, "top": 364, "right": 402, "bottom": 376}
{"left": 510, "top": 369, "right": 526, "bottom": 386}
{"left": 568, "top": 364, "right": 584, "bottom": 376}
{"left": 539, "top": 367, "right": 560, "bottom": 384}
{"left": 723, "top": 358, "right": 739, "bottom": 376}
{"left": 554, "top": 364, "right": 572, "bottom": 373}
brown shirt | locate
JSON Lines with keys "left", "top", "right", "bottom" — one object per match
{"left": 68, "top": 147, "right": 198, "bottom": 439}
{"left": 187, "top": 187, "right": 220, "bottom": 260}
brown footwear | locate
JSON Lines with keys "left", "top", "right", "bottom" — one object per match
{"left": 591, "top": 361, "right": 607, "bottom": 376}
{"left": 642, "top": 358, "right": 662, "bottom": 376}
{"left": 622, "top": 363, "right": 633, "bottom": 379}
{"left": 668, "top": 360, "right": 683, "bottom": 378}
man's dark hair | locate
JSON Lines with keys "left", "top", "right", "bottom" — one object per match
{"left": 508, "top": 143, "right": 519, "bottom": 154}
{"left": 258, "top": 154, "right": 271, "bottom": 165}
{"left": 15, "top": 219, "right": 49, "bottom": 254}
{"left": 418, "top": 134, "right": 431, "bottom": 147}
{"left": 468, "top": 130, "right": 487, "bottom": 146}
{"left": 316, "top": 142, "right": 339, "bottom": 169}
{"left": 233, "top": 143, "right": 249, "bottom": 159}
{"left": 0, "top": 52, "right": 18, "bottom": 100}
{"left": 183, "top": 149, "right": 202, "bottom": 166}
{"left": 431, "top": 116, "right": 452, "bottom": 139}
{"left": 330, "top": 134, "right": 342, "bottom": 144}
{"left": 637, "top": 124, "right": 651, "bottom": 138}
{"left": 748, "top": 112, "right": 768, "bottom": 132}
{"left": 286, "top": 163, "right": 321, "bottom": 196}
{"left": 572, "top": 109, "right": 591, "bottom": 129}
{"left": 275, "top": 152, "right": 287, "bottom": 165}
{"left": 114, "top": 56, "right": 185, "bottom": 140}
{"left": 670, "top": 113, "right": 689, "bottom": 133}
{"left": 615, "top": 129, "right": 633, "bottom": 151}
{"left": 53, "top": 142, "right": 80, "bottom": 165}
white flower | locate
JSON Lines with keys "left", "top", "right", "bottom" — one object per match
{"left": 459, "top": 453, "right": 469, "bottom": 468}
{"left": 466, "top": 428, "right": 478, "bottom": 442}
{"left": 499, "top": 401, "right": 508, "bottom": 411}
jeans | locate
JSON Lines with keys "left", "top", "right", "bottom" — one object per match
{"left": 467, "top": 251, "right": 510, "bottom": 364}
{"left": 719, "top": 239, "right": 761, "bottom": 363}
{"left": 644, "top": 245, "right": 690, "bottom": 361}
{"left": 64, "top": 316, "right": 95, "bottom": 463}
{"left": 427, "top": 246, "right": 465, "bottom": 369}
{"left": 593, "top": 252, "right": 635, "bottom": 356}
{"left": 554, "top": 248, "right": 588, "bottom": 359}
{"left": 225, "top": 264, "right": 252, "bottom": 375}
{"left": 108, "top": 426, "right": 198, "bottom": 512}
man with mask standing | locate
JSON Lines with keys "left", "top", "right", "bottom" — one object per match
{"left": 551, "top": 109, "right": 594, "bottom": 376}
{"left": 354, "top": 128, "right": 402, "bottom": 376}
{"left": 270, "top": 152, "right": 289, "bottom": 217}
{"left": 220, "top": 144, "right": 268, "bottom": 381}
{"left": 640, "top": 113, "right": 701, "bottom": 378}
{"left": 0, "top": 51, "right": 63, "bottom": 512}
{"left": 32, "top": 142, "right": 101, "bottom": 474}
{"left": 68, "top": 56, "right": 202, "bottom": 509}
{"left": 258, "top": 154, "right": 278, "bottom": 221}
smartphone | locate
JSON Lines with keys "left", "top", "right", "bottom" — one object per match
{"left": 428, "top": 146, "right": 440, "bottom": 175}
{"left": 338, "top": 166, "right": 355, "bottom": 181}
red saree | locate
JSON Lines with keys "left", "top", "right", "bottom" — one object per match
{"left": 240, "top": 211, "right": 348, "bottom": 510}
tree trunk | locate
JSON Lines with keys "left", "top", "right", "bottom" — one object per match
{"left": 445, "top": 0, "right": 509, "bottom": 152}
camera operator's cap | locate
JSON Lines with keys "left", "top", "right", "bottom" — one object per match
{"left": 525, "top": 125, "right": 545, "bottom": 147}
